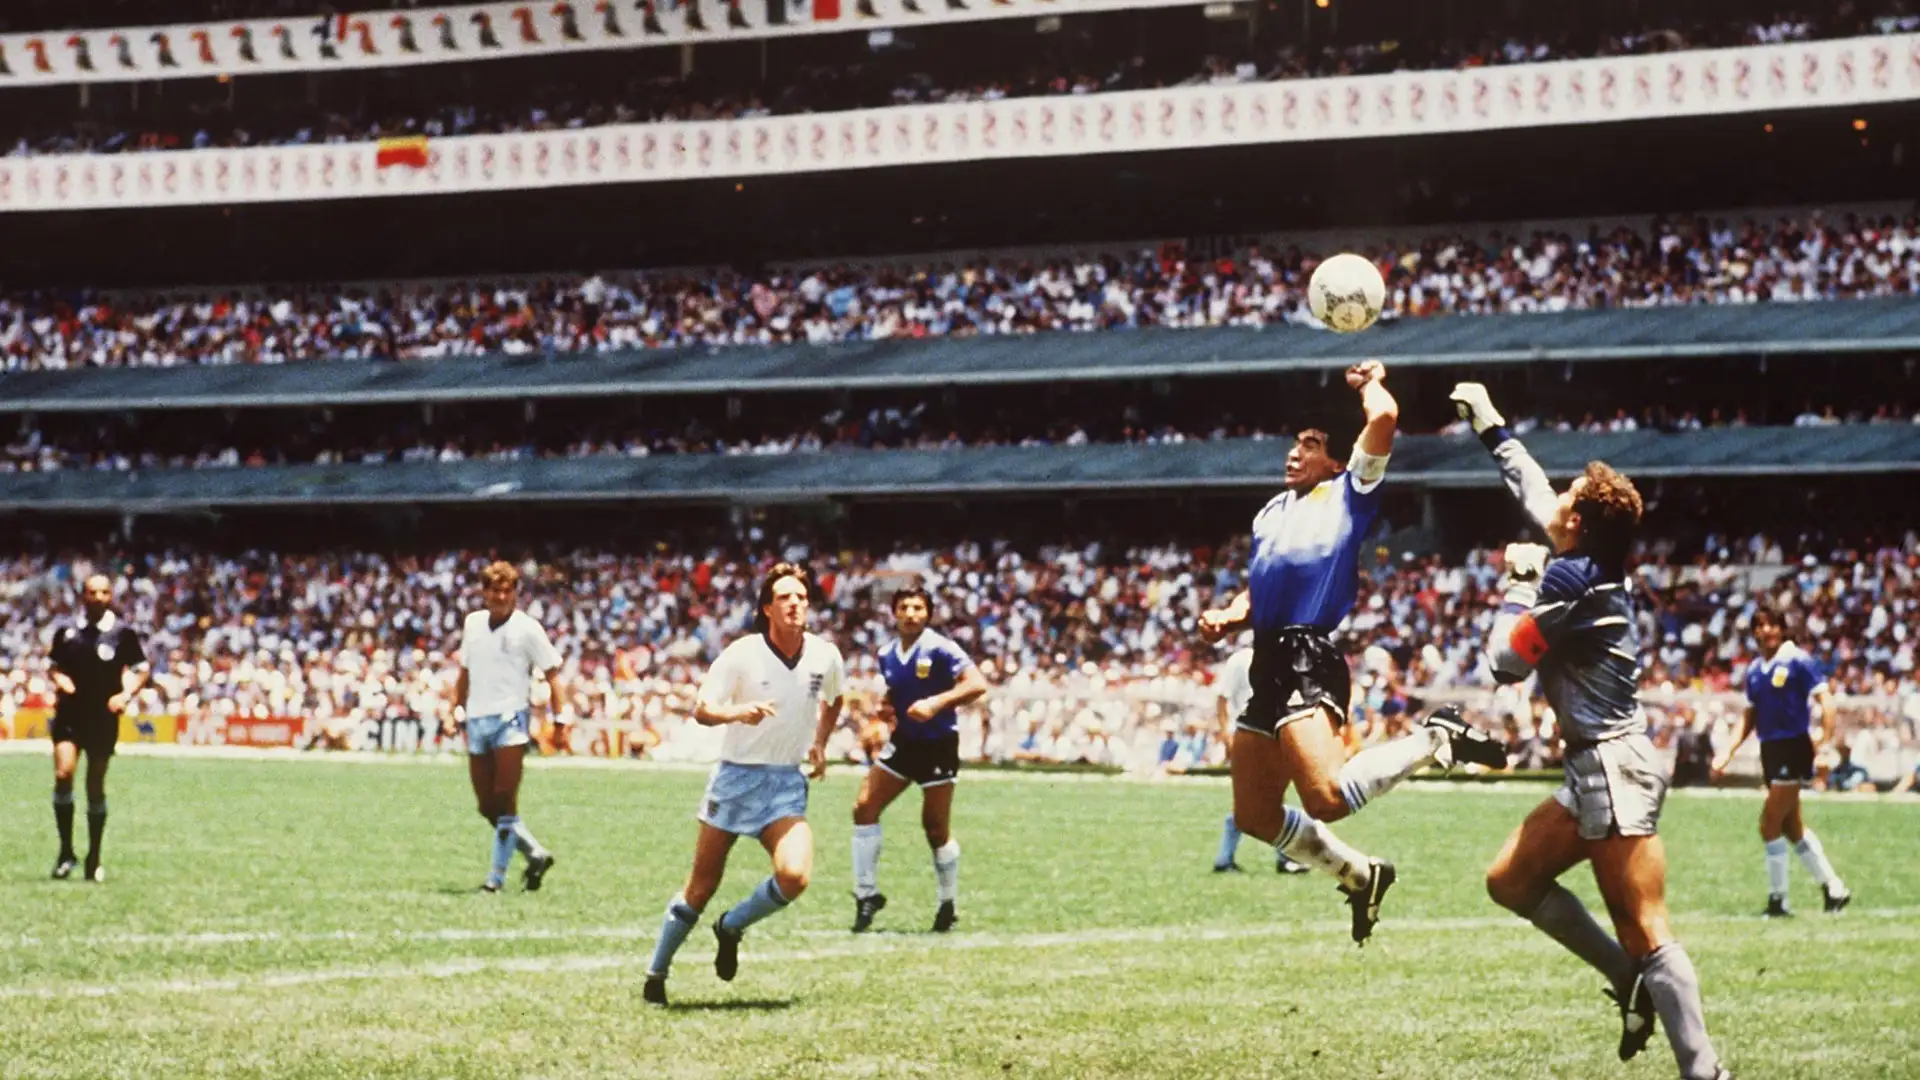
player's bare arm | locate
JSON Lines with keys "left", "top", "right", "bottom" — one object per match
{"left": 445, "top": 668, "right": 471, "bottom": 737}
{"left": 906, "top": 665, "right": 988, "bottom": 723}
{"left": 1712, "top": 706, "right": 1757, "bottom": 777}
{"left": 1198, "top": 591, "right": 1250, "bottom": 642}
{"left": 1348, "top": 360, "right": 1397, "bottom": 456}
{"left": 809, "top": 695, "right": 844, "bottom": 779}
{"left": 695, "top": 698, "right": 778, "bottom": 726}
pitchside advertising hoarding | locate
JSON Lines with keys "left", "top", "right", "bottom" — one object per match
{"left": 2, "top": 710, "right": 432, "bottom": 750}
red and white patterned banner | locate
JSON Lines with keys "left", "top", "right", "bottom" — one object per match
{"left": 0, "top": 0, "right": 1203, "bottom": 85}
{"left": 1, "top": 34, "right": 1915, "bottom": 212}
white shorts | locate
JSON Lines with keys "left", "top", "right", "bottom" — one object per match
{"left": 1555, "top": 734, "right": 1669, "bottom": 842}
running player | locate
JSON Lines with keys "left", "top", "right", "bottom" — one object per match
{"left": 1198, "top": 361, "right": 1506, "bottom": 944}
{"left": 1212, "top": 637, "right": 1308, "bottom": 874}
{"left": 644, "top": 563, "right": 844, "bottom": 1006}
{"left": 47, "top": 574, "right": 149, "bottom": 883}
{"left": 850, "top": 584, "right": 989, "bottom": 933}
{"left": 449, "top": 561, "right": 563, "bottom": 894}
{"left": 1453, "top": 381, "right": 1731, "bottom": 1080}
{"left": 1713, "top": 607, "right": 1851, "bottom": 917}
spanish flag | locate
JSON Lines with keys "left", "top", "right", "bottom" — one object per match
{"left": 376, "top": 135, "right": 430, "bottom": 170}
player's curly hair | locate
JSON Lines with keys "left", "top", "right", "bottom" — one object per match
{"left": 479, "top": 561, "right": 521, "bottom": 591}
{"left": 753, "top": 562, "right": 811, "bottom": 634}
{"left": 1572, "top": 461, "right": 1643, "bottom": 569}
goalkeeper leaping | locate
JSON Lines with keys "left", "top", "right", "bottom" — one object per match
{"left": 1450, "top": 383, "right": 1731, "bottom": 1080}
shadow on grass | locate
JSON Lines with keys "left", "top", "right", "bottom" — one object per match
{"left": 667, "top": 998, "right": 795, "bottom": 1013}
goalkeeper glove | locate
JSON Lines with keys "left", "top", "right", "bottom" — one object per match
{"left": 1449, "top": 382, "right": 1506, "bottom": 435}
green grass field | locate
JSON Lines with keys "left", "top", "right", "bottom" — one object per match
{"left": 3, "top": 751, "right": 1917, "bottom": 1079}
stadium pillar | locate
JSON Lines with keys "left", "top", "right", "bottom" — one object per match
{"left": 1421, "top": 492, "right": 1436, "bottom": 533}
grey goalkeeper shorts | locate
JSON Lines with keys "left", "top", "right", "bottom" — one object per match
{"left": 1554, "top": 733, "right": 1669, "bottom": 841}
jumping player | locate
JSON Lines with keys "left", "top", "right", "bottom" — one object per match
{"left": 1198, "top": 360, "right": 1506, "bottom": 944}
{"left": 1212, "top": 637, "right": 1308, "bottom": 874}
{"left": 850, "top": 584, "right": 989, "bottom": 933}
{"left": 47, "top": 574, "right": 150, "bottom": 883}
{"left": 449, "top": 561, "right": 563, "bottom": 893}
{"left": 1454, "top": 381, "right": 1731, "bottom": 1080}
{"left": 644, "top": 563, "right": 844, "bottom": 1006}
{"left": 1714, "top": 607, "right": 1851, "bottom": 917}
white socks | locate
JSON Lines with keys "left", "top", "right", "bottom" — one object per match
{"left": 1337, "top": 728, "right": 1445, "bottom": 815}
{"left": 933, "top": 840, "right": 961, "bottom": 904}
{"left": 1768, "top": 829, "right": 1847, "bottom": 899}
{"left": 1794, "top": 829, "right": 1844, "bottom": 894}
{"left": 852, "top": 823, "right": 883, "bottom": 899}
{"left": 1276, "top": 806, "right": 1371, "bottom": 891}
{"left": 1764, "top": 837, "right": 1790, "bottom": 898}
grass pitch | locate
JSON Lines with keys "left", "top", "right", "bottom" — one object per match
{"left": 2, "top": 751, "right": 1916, "bottom": 1079}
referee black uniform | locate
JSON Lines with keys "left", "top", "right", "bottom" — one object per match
{"left": 48, "top": 610, "right": 146, "bottom": 880}
{"left": 50, "top": 614, "right": 147, "bottom": 758}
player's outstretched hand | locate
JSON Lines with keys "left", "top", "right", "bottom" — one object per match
{"left": 107, "top": 693, "right": 130, "bottom": 715}
{"left": 905, "top": 700, "right": 940, "bottom": 724}
{"left": 1448, "top": 382, "right": 1506, "bottom": 434}
{"left": 52, "top": 672, "right": 78, "bottom": 696}
{"left": 807, "top": 742, "right": 828, "bottom": 780}
{"left": 1197, "top": 609, "right": 1234, "bottom": 643}
{"left": 737, "top": 700, "right": 778, "bottom": 726}
{"left": 1345, "top": 359, "right": 1386, "bottom": 390}
{"left": 1502, "top": 543, "right": 1550, "bottom": 584}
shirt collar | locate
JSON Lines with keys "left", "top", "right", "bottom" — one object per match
{"left": 1768, "top": 641, "right": 1799, "bottom": 665}
{"left": 82, "top": 609, "right": 117, "bottom": 634}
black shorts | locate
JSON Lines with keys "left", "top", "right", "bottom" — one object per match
{"left": 875, "top": 734, "right": 960, "bottom": 788}
{"left": 51, "top": 713, "right": 118, "bottom": 758}
{"left": 1760, "top": 734, "right": 1815, "bottom": 788}
{"left": 1237, "top": 626, "right": 1351, "bottom": 737}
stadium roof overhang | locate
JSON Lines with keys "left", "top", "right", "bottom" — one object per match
{"left": 3, "top": 428, "right": 1914, "bottom": 512}
{"left": 5, "top": 298, "right": 1920, "bottom": 414}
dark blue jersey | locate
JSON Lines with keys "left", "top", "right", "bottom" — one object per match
{"left": 1743, "top": 643, "right": 1827, "bottom": 742}
{"left": 1247, "top": 467, "right": 1384, "bottom": 632}
{"left": 879, "top": 630, "right": 973, "bottom": 741}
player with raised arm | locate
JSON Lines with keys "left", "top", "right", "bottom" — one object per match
{"left": 1713, "top": 607, "right": 1851, "bottom": 917}
{"left": 448, "top": 561, "right": 564, "bottom": 894}
{"left": 850, "top": 584, "right": 990, "bottom": 933}
{"left": 1453, "top": 382, "right": 1732, "bottom": 1080}
{"left": 1198, "top": 361, "right": 1506, "bottom": 944}
{"left": 644, "top": 563, "right": 845, "bottom": 1006}
{"left": 47, "top": 574, "right": 150, "bottom": 883}
{"left": 1211, "top": 637, "right": 1308, "bottom": 875}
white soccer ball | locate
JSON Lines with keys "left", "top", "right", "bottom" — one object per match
{"left": 1308, "top": 253, "right": 1386, "bottom": 333}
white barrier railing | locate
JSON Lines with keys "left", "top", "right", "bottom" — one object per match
{"left": 1, "top": 34, "right": 1916, "bottom": 212}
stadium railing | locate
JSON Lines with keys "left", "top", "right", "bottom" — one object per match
{"left": 3, "top": 428, "right": 1918, "bottom": 509}
{"left": 1, "top": 33, "right": 1914, "bottom": 211}
{"left": 7, "top": 298, "right": 1920, "bottom": 413}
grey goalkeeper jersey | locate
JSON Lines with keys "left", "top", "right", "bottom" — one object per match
{"left": 1483, "top": 432, "right": 1648, "bottom": 746}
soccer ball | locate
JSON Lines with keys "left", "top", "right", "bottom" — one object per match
{"left": 1308, "top": 253, "right": 1386, "bottom": 333}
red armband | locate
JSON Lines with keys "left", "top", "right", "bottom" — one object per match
{"left": 1509, "top": 614, "right": 1549, "bottom": 666}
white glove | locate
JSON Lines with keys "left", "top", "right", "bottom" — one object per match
{"left": 1450, "top": 382, "right": 1506, "bottom": 435}
{"left": 1503, "top": 543, "right": 1550, "bottom": 585}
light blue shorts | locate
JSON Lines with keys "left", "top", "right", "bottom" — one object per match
{"left": 699, "top": 762, "right": 810, "bottom": 837}
{"left": 467, "top": 710, "right": 532, "bottom": 756}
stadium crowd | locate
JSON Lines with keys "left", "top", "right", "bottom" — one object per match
{"left": 1, "top": 528, "right": 1914, "bottom": 781}
{"left": 4, "top": 389, "right": 1915, "bottom": 474}
{"left": 4, "top": 209, "right": 1919, "bottom": 372}
{"left": 8, "top": 4, "right": 1917, "bottom": 158}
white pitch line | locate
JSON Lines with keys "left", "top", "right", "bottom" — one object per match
{"left": 8, "top": 907, "right": 1919, "bottom": 1002}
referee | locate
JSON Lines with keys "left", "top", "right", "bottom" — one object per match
{"left": 47, "top": 574, "right": 149, "bottom": 883}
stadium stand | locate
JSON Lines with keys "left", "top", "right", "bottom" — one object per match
{"left": 3, "top": 209, "right": 1919, "bottom": 373}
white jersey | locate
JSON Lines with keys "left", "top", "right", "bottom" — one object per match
{"left": 1217, "top": 648, "right": 1254, "bottom": 722}
{"left": 699, "top": 632, "right": 846, "bottom": 767}
{"left": 460, "top": 610, "right": 563, "bottom": 718}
